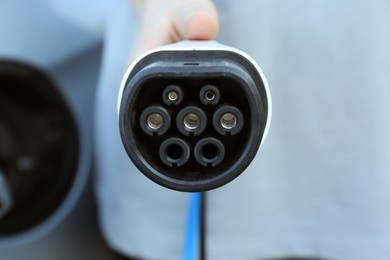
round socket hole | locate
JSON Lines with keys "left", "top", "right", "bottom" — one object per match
{"left": 140, "top": 106, "right": 170, "bottom": 136}
{"left": 205, "top": 90, "right": 215, "bottom": 101}
{"left": 159, "top": 138, "right": 190, "bottom": 167}
{"left": 163, "top": 85, "right": 183, "bottom": 106}
{"left": 202, "top": 143, "right": 218, "bottom": 160}
{"left": 183, "top": 113, "right": 200, "bottom": 130}
{"left": 213, "top": 105, "right": 243, "bottom": 136}
{"left": 147, "top": 113, "right": 164, "bottom": 130}
{"left": 168, "top": 91, "right": 178, "bottom": 101}
{"left": 194, "top": 138, "right": 225, "bottom": 167}
{"left": 220, "top": 113, "right": 237, "bottom": 130}
{"left": 176, "top": 106, "right": 207, "bottom": 136}
{"left": 200, "top": 85, "right": 220, "bottom": 105}
{"left": 166, "top": 144, "right": 183, "bottom": 160}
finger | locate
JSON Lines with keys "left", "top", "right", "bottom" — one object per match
{"left": 173, "top": 0, "right": 219, "bottom": 40}
{"left": 129, "top": 0, "right": 219, "bottom": 62}
{"left": 129, "top": 18, "right": 173, "bottom": 61}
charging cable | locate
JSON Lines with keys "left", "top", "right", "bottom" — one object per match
{"left": 184, "top": 192, "right": 206, "bottom": 260}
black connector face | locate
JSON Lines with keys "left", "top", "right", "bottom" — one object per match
{"left": 119, "top": 49, "right": 269, "bottom": 192}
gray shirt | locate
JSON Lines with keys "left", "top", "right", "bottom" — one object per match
{"left": 95, "top": 0, "right": 390, "bottom": 259}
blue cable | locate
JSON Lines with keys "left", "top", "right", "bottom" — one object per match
{"left": 183, "top": 192, "right": 201, "bottom": 260}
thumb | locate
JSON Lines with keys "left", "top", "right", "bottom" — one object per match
{"left": 173, "top": 0, "right": 219, "bottom": 40}
{"left": 129, "top": 0, "right": 219, "bottom": 62}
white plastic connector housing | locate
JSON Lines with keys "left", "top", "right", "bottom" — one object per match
{"left": 118, "top": 40, "right": 271, "bottom": 191}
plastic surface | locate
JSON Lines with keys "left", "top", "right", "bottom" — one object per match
{"left": 118, "top": 41, "right": 271, "bottom": 192}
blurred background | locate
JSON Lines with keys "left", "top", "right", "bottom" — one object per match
{"left": 0, "top": 0, "right": 126, "bottom": 259}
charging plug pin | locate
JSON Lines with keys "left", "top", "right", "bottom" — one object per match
{"left": 213, "top": 105, "right": 243, "bottom": 136}
{"left": 140, "top": 106, "right": 171, "bottom": 136}
{"left": 147, "top": 113, "right": 164, "bottom": 130}
{"left": 205, "top": 90, "right": 215, "bottom": 101}
{"left": 183, "top": 113, "right": 200, "bottom": 130}
{"left": 168, "top": 91, "right": 178, "bottom": 101}
{"left": 200, "top": 85, "right": 220, "bottom": 105}
{"left": 163, "top": 85, "right": 183, "bottom": 106}
{"left": 177, "top": 107, "right": 207, "bottom": 136}
{"left": 220, "top": 113, "right": 237, "bottom": 130}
